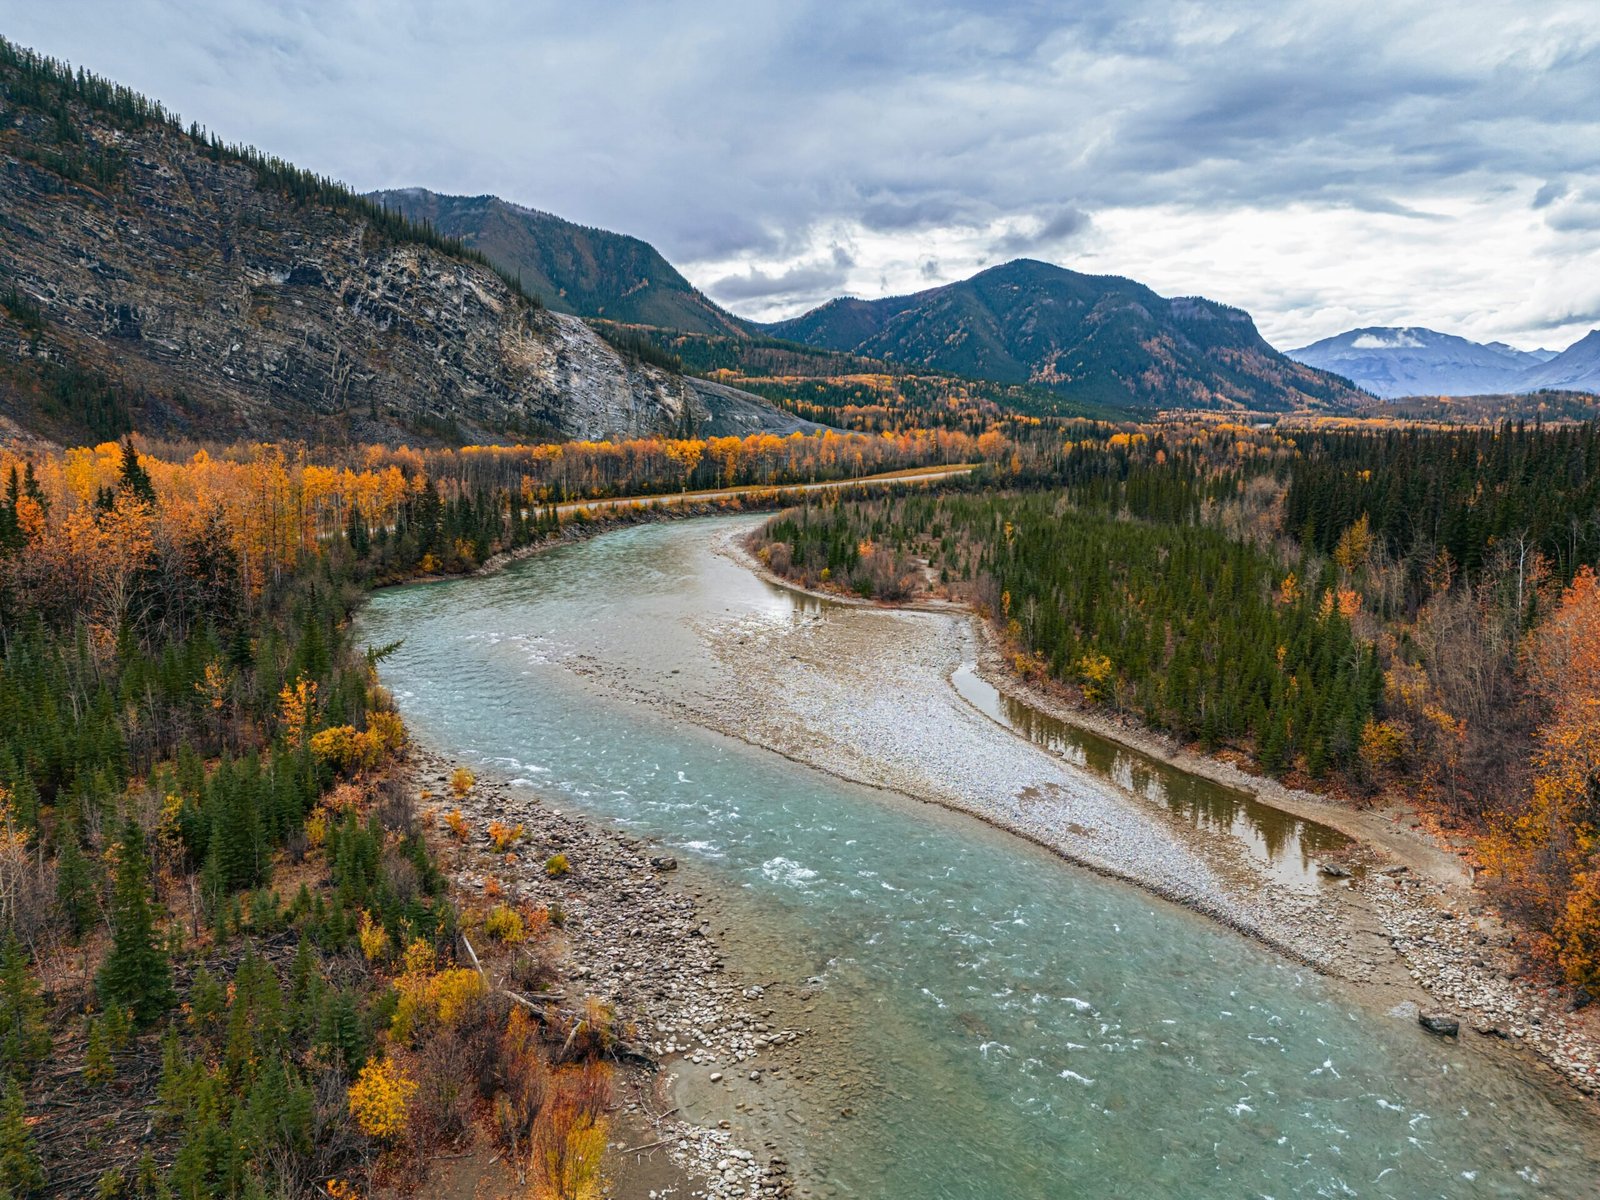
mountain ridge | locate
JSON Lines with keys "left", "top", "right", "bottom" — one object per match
{"left": 366, "top": 188, "right": 748, "bottom": 337}
{"left": 764, "top": 259, "right": 1364, "bottom": 413}
{"left": 0, "top": 39, "right": 799, "bottom": 446}
{"left": 1289, "top": 325, "right": 1599, "bottom": 398}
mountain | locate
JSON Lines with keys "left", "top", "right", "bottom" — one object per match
{"left": 1287, "top": 327, "right": 1559, "bottom": 398}
{"left": 1515, "top": 331, "right": 1600, "bottom": 394}
{"left": 766, "top": 260, "right": 1362, "bottom": 412}
{"left": 366, "top": 189, "right": 747, "bottom": 337}
{"left": 0, "top": 40, "right": 799, "bottom": 445}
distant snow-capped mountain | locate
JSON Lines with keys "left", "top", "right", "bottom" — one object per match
{"left": 1517, "top": 331, "right": 1600, "bottom": 394}
{"left": 1286, "top": 327, "right": 1558, "bottom": 398}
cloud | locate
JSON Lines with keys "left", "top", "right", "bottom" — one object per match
{"left": 705, "top": 260, "right": 852, "bottom": 303}
{"left": 995, "top": 206, "right": 1091, "bottom": 254}
{"left": 5, "top": 1, "right": 1600, "bottom": 343}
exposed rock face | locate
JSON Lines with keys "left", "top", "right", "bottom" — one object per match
{"left": 0, "top": 81, "right": 786, "bottom": 444}
{"left": 367, "top": 188, "right": 749, "bottom": 337}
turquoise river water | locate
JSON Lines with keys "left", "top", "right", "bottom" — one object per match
{"left": 356, "top": 516, "right": 1600, "bottom": 1199}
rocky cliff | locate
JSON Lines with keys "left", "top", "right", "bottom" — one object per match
{"left": 0, "top": 42, "right": 789, "bottom": 445}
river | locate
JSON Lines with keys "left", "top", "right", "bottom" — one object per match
{"left": 356, "top": 515, "right": 1600, "bottom": 1198}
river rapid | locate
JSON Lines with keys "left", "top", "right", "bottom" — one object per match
{"left": 356, "top": 515, "right": 1600, "bottom": 1199}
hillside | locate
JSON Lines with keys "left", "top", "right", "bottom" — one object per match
{"left": 1288, "top": 327, "right": 1568, "bottom": 398}
{"left": 766, "top": 259, "right": 1364, "bottom": 413}
{"left": 1518, "top": 330, "right": 1600, "bottom": 394}
{"left": 0, "top": 41, "right": 795, "bottom": 445}
{"left": 367, "top": 188, "right": 748, "bottom": 337}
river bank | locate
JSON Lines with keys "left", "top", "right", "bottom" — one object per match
{"left": 410, "top": 746, "right": 811, "bottom": 1199}
{"left": 361, "top": 511, "right": 1600, "bottom": 1196}
{"left": 709, "top": 523, "right": 1600, "bottom": 1100}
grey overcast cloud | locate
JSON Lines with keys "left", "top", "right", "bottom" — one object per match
{"left": 4, "top": 0, "right": 1599, "bottom": 349}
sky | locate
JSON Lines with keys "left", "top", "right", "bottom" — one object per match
{"left": 4, "top": 1, "right": 1599, "bottom": 350}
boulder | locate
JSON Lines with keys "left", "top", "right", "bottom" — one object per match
{"left": 1419, "top": 1013, "right": 1460, "bottom": 1037}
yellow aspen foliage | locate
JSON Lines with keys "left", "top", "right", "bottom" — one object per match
{"left": 347, "top": 1058, "right": 417, "bottom": 1141}
{"left": 1077, "top": 653, "right": 1114, "bottom": 704}
{"left": 444, "top": 810, "right": 470, "bottom": 841}
{"left": 195, "top": 659, "right": 231, "bottom": 710}
{"left": 451, "top": 767, "right": 476, "bottom": 798}
{"left": 429, "top": 968, "right": 486, "bottom": 1026}
{"left": 1333, "top": 515, "right": 1372, "bottom": 574}
{"left": 1277, "top": 572, "right": 1300, "bottom": 606}
{"left": 545, "top": 853, "right": 571, "bottom": 878}
{"left": 402, "top": 938, "right": 437, "bottom": 976}
{"left": 278, "top": 676, "right": 318, "bottom": 748}
{"left": 357, "top": 911, "right": 387, "bottom": 962}
{"left": 1554, "top": 870, "right": 1600, "bottom": 991}
{"left": 1358, "top": 719, "right": 1406, "bottom": 773}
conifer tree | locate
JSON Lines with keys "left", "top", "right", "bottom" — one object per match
{"left": 97, "top": 819, "right": 174, "bottom": 1026}
{"left": 53, "top": 823, "right": 97, "bottom": 938}
{"left": 0, "top": 937, "right": 48, "bottom": 1079}
{"left": 0, "top": 1078, "right": 43, "bottom": 1198}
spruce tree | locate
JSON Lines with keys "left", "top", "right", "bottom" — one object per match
{"left": 53, "top": 823, "right": 97, "bottom": 938}
{"left": 0, "top": 937, "right": 49, "bottom": 1079}
{"left": 0, "top": 1078, "right": 43, "bottom": 1198}
{"left": 97, "top": 819, "right": 174, "bottom": 1026}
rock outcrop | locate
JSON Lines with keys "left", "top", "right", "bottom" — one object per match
{"left": 0, "top": 44, "right": 793, "bottom": 444}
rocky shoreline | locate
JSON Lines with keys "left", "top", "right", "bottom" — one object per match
{"left": 394, "top": 507, "right": 1597, "bottom": 1200}
{"left": 411, "top": 747, "right": 805, "bottom": 1198}
{"left": 710, "top": 524, "right": 1600, "bottom": 1101}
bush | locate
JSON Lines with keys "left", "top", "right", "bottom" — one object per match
{"left": 348, "top": 1057, "right": 418, "bottom": 1141}
{"left": 487, "top": 820, "right": 523, "bottom": 852}
{"left": 444, "top": 810, "right": 469, "bottom": 841}
{"left": 485, "top": 904, "right": 525, "bottom": 944}
{"left": 545, "top": 853, "right": 570, "bottom": 878}
{"left": 450, "top": 767, "right": 475, "bottom": 798}
{"left": 1557, "top": 870, "right": 1600, "bottom": 993}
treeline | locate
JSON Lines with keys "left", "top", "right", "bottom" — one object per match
{"left": 1286, "top": 422, "right": 1600, "bottom": 588}
{"left": 763, "top": 489, "right": 1380, "bottom": 776}
{"left": 755, "top": 419, "right": 1600, "bottom": 990}
{"left": 0, "top": 440, "right": 622, "bottom": 1197}
{"left": 0, "top": 36, "right": 541, "bottom": 312}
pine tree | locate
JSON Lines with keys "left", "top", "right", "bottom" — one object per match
{"left": 118, "top": 439, "right": 156, "bottom": 504}
{"left": 97, "top": 819, "right": 174, "bottom": 1026}
{"left": 0, "top": 1078, "right": 43, "bottom": 1198}
{"left": 0, "top": 937, "right": 49, "bottom": 1079}
{"left": 54, "top": 823, "right": 97, "bottom": 938}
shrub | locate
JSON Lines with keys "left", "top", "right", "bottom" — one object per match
{"left": 1557, "top": 869, "right": 1600, "bottom": 993}
{"left": 391, "top": 966, "right": 486, "bottom": 1042}
{"left": 487, "top": 820, "right": 523, "bottom": 853}
{"left": 348, "top": 1057, "right": 418, "bottom": 1141}
{"left": 545, "top": 853, "right": 570, "bottom": 878}
{"left": 358, "top": 910, "right": 387, "bottom": 962}
{"left": 484, "top": 904, "right": 525, "bottom": 944}
{"left": 450, "top": 767, "right": 475, "bottom": 798}
{"left": 444, "top": 810, "right": 469, "bottom": 841}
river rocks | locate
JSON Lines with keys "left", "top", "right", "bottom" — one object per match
{"left": 1316, "top": 861, "right": 1352, "bottom": 879}
{"left": 652, "top": 855, "right": 680, "bottom": 871}
{"left": 414, "top": 748, "right": 807, "bottom": 1197}
{"left": 1418, "top": 1013, "right": 1461, "bottom": 1037}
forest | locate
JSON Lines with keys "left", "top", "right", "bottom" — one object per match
{"left": 0, "top": 432, "right": 817, "bottom": 1198}
{"left": 754, "top": 418, "right": 1600, "bottom": 993}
